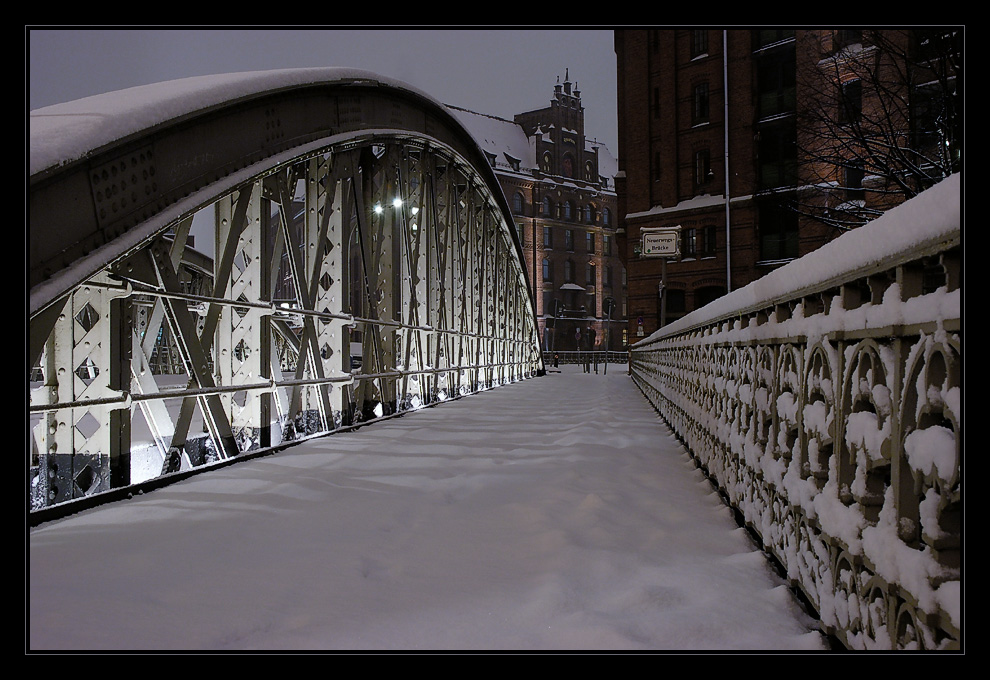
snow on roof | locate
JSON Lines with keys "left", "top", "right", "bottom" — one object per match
{"left": 445, "top": 105, "right": 535, "bottom": 176}
{"left": 29, "top": 67, "right": 442, "bottom": 177}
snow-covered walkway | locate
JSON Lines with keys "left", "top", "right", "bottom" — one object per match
{"left": 29, "top": 365, "right": 827, "bottom": 651}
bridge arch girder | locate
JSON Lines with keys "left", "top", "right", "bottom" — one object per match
{"left": 29, "top": 69, "right": 543, "bottom": 516}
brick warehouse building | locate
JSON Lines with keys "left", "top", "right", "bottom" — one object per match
{"left": 613, "top": 29, "right": 961, "bottom": 340}
{"left": 449, "top": 72, "right": 624, "bottom": 352}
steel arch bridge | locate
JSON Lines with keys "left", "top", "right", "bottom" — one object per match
{"left": 29, "top": 68, "right": 544, "bottom": 514}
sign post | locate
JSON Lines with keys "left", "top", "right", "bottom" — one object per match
{"left": 640, "top": 226, "right": 681, "bottom": 330}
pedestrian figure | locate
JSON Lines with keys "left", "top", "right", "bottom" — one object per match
{"left": 553, "top": 352, "right": 559, "bottom": 368}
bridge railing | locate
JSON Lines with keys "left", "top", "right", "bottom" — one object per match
{"left": 628, "top": 175, "right": 961, "bottom": 650}
{"left": 29, "top": 70, "right": 543, "bottom": 521}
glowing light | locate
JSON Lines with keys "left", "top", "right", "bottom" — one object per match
{"left": 393, "top": 197, "right": 403, "bottom": 208}
{"left": 411, "top": 206, "right": 420, "bottom": 215}
{"left": 373, "top": 203, "right": 383, "bottom": 214}
{"left": 373, "top": 403, "right": 384, "bottom": 418}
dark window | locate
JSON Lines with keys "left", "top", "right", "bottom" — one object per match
{"left": 695, "top": 150, "right": 711, "bottom": 186}
{"left": 702, "top": 225, "right": 717, "bottom": 256}
{"left": 691, "top": 30, "right": 708, "bottom": 57}
{"left": 758, "top": 197, "right": 799, "bottom": 261}
{"left": 543, "top": 226, "right": 553, "bottom": 249}
{"left": 603, "top": 208, "right": 611, "bottom": 226}
{"left": 844, "top": 163, "right": 865, "bottom": 201}
{"left": 565, "top": 229, "right": 574, "bottom": 251}
{"left": 542, "top": 197, "right": 552, "bottom": 216}
{"left": 586, "top": 232, "right": 595, "bottom": 253}
{"left": 693, "top": 83, "right": 710, "bottom": 123}
{"left": 512, "top": 192, "right": 524, "bottom": 214}
{"left": 757, "top": 123, "right": 797, "bottom": 189}
{"left": 564, "top": 260, "right": 574, "bottom": 282}
{"left": 695, "top": 286, "right": 725, "bottom": 308}
{"left": 666, "top": 289, "right": 686, "bottom": 314}
{"left": 586, "top": 263, "right": 596, "bottom": 285}
{"left": 754, "top": 29, "right": 794, "bottom": 48}
{"left": 542, "top": 258, "right": 552, "bottom": 281}
{"left": 756, "top": 50, "right": 796, "bottom": 118}
{"left": 839, "top": 79, "right": 862, "bottom": 125}
{"left": 603, "top": 234, "right": 611, "bottom": 256}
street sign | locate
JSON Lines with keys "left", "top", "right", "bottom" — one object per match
{"left": 641, "top": 226, "right": 681, "bottom": 257}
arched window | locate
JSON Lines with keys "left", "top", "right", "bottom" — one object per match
{"left": 564, "top": 201, "right": 574, "bottom": 221}
{"left": 512, "top": 192, "right": 524, "bottom": 214}
{"left": 562, "top": 153, "right": 575, "bottom": 178}
{"left": 584, "top": 205, "right": 594, "bottom": 223}
{"left": 542, "top": 197, "right": 552, "bottom": 217}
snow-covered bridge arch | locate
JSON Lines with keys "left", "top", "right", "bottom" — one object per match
{"left": 29, "top": 68, "right": 543, "bottom": 517}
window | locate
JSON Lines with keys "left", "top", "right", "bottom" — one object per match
{"left": 542, "top": 258, "right": 552, "bottom": 281}
{"left": 693, "top": 83, "right": 710, "bottom": 123}
{"left": 757, "top": 123, "right": 797, "bottom": 189}
{"left": 839, "top": 79, "right": 862, "bottom": 125}
{"left": 564, "top": 201, "right": 574, "bottom": 221}
{"left": 543, "top": 291, "right": 555, "bottom": 316}
{"left": 586, "top": 263, "right": 596, "bottom": 286}
{"left": 691, "top": 30, "right": 708, "bottom": 58}
{"left": 758, "top": 196, "right": 799, "bottom": 261}
{"left": 603, "top": 234, "right": 611, "bottom": 256}
{"left": 586, "top": 232, "right": 595, "bottom": 253}
{"left": 702, "top": 225, "right": 717, "bottom": 257}
{"left": 695, "top": 149, "right": 711, "bottom": 186}
{"left": 562, "top": 154, "right": 575, "bottom": 178}
{"left": 683, "top": 228, "right": 697, "bottom": 258}
{"left": 564, "top": 260, "right": 574, "bottom": 282}
{"left": 585, "top": 161, "right": 595, "bottom": 182}
{"left": 584, "top": 205, "right": 594, "bottom": 223}
{"left": 844, "top": 163, "right": 865, "bottom": 201}
{"left": 756, "top": 50, "right": 796, "bottom": 118}
{"left": 835, "top": 29, "right": 863, "bottom": 50}
{"left": 542, "top": 197, "right": 552, "bottom": 217}
{"left": 565, "top": 229, "right": 574, "bottom": 251}
{"left": 543, "top": 226, "right": 553, "bottom": 249}
{"left": 695, "top": 286, "right": 725, "bottom": 308}
{"left": 605, "top": 265, "right": 613, "bottom": 288}
{"left": 512, "top": 192, "right": 524, "bottom": 214}
{"left": 754, "top": 29, "right": 794, "bottom": 48}
{"left": 603, "top": 208, "right": 611, "bottom": 227}
{"left": 542, "top": 152, "right": 552, "bottom": 173}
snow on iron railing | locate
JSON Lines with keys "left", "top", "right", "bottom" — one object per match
{"left": 629, "top": 175, "right": 961, "bottom": 650}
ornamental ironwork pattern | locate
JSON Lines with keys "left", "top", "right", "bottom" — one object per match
{"left": 630, "top": 210, "right": 960, "bottom": 649}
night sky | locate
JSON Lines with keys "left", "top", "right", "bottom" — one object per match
{"left": 27, "top": 27, "right": 619, "bottom": 153}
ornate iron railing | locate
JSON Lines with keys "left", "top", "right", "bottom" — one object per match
{"left": 629, "top": 175, "right": 961, "bottom": 650}
{"left": 29, "top": 70, "right": 543, "bottom": 518}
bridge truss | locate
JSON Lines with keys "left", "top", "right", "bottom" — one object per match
{"left": 29, "top": 70, "right": 543, "bottom": 515}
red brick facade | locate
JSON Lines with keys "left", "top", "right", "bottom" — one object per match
{"left": 614, "top": 29, "right": 937, "bottom": 341}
